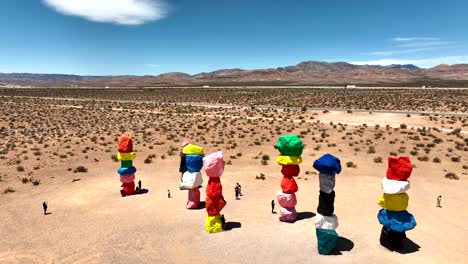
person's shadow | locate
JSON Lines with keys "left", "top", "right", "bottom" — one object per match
{"left": 44, "top": 212, "right": 52, "bottom": 215}
{"left": 133, "top": 188, "right": 149, "bottom": 195}
{"left": 394, "top": 238, "right": 421, "bottom": 254}
{"left": 224, "top": 222, "right": 241, "bottom": 231}
{"left": 331, "top": 237, "right": 354, "bottom": 255}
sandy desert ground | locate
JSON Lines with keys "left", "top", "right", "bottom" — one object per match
{"left": 0, "top": 88, "right": 467, "bottom": 264}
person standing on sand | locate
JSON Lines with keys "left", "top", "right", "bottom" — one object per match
{"left": 271, "top": 200, "right": 275, "bottom": 213}
{"left": 437, "top": 195, "right": 442, "bottom": 207}
{"left": 168, "top": 189, "right": 171, "bottom": 198}
{"left": 138, "top": 180, "right": 142, "bottom": 190}
{"left": 42, "top": 202, "right": 48, "bottom": 215}
{"left": 236, "top": 182, "right": 242, "bottom": 196}
{"left": 235, "top": 186, "right": 239, "bottom": 200}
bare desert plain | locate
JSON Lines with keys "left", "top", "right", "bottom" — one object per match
{"left": 0, "top": 87, "right": 467, "bottom": 264}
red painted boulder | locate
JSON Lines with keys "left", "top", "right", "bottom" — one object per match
{"left": 205, "top": 195, "right": 226, "bottom": 216}
{"left": 118, "top": 134, "right": 133, "bottom": 153}
{"left": 387, "top": 156, "right": 413, "bottom": 181}
{"left": 281, "top": 176, "right": 299, "bottom": 194}
{"left": 281, "top": 165, "right": 300, "bottom": 177}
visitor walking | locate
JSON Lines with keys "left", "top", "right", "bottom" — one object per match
{"left": 168, "top": 189, "right": 171, "bottom": 198}
{"left": 437, "top": 195, "right": 442, "bottom": 207}
{"left": 271, "top": 200, "right": 275, "bottom": 213}
{"left": 235, "top": 186, "right": 240, "bottom": 200}
{"left": 42, "top": 201, "right": 48, "bottom": 215}
{"left": 236, "top": 182, "right": 243, "bottom": 196}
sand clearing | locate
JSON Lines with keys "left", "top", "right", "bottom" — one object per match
{"left": 0, "top": 88, "right": 467, "bottom": 263}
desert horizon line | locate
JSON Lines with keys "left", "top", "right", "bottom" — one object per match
{"left": 1, "top": 60, "right": 464, "bottom": 77}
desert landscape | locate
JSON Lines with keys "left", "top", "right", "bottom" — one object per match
{"left": 0, "top": 87, "right": 466, "bottom": 263}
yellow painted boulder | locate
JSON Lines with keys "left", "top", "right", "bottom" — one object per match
{"left": 277, "top": 155, "right": 302, "bottom": 165}
{"left": 182, "top": 144, "right": 205, "bottom": 156}
{"left": 117, "top": 152, "right": 136, "bottom": 161}
{"left": 204, "top": 214, "right": 223, "bottom": 233}
{"left": 378, "top": 193, "right": 409, "bottom": 211}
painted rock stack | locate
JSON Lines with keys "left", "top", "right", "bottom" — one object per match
{"left": 378, "top": 156, "right": 417, "bottom": 250}
{"left": 180, "top": 143, "right": 204, "bottom": 209}
{"left": 204, "top": 151, "right": 227, "bottom": 233}
{"left": 275, "top": 134, "right": 304, "bottom": 222}
{"left": 117, "top": 134, "right": 137, "bottom": 197}
{"left": 313, "top": 154, "right": 341, "bottom": 255}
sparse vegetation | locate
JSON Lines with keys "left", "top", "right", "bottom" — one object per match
{"left": 255, "top": 173, "right": 266, "bottom": 180}
{"left": 373, "top": 157, "right": 383, "bottom": 163}
{"left": 445, "top": 172, "right": 459, "bottom": 180}
{"left": 3, "top": 187, "right": 15, "bottom": 194}
{"left": 74, "top": 166, "right": 88, "bottom": 173}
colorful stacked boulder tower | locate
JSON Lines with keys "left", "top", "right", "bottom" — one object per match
{"left": 117, "top": 134, "right": 137, "bottom": 196}
{"left": 378, "top": 156, "right": 416, "bottom": 250}
{"left": 203, "top": 151, "right": 227, "bottom": 233}
{"left": 313, "top": 154, "right": 341, "bottom": 255}
{"left": 275, "top": 134, "right": 304, "bottom": 222}
{"left": 179, "top": 143, "right": 204, "bottom": 209}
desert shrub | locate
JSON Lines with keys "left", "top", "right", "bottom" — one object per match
{"left": 433, "top": 157, "right": 441, "bottom": 163}
{"left": 410, "top": 150, "right": 418, "bottom": 156}
{"left": 450, "top": 156, "right": 460, "bottom": 162}
{"left": 400, "top": 124, "right": 407, "bottom": 129}
{"left": 346, "top": 161, "right": 356, "bottom": 168}
{"left": 3, "top": 187, "right": 15, "bottom": 194}
{"left": 390, "top": 152, "right": 397, "bottom": 156}
{"left": 144, "top": 157, "right": 152, "bottom": 164}
{"left": 367, "top": 146, "right": 376, "bottom": 154}
{"left": 74, "top": 166, "right": 88, "bottom": 173}
{"left": 255, "top": 173, "right": 266, "bottom": 180}
{"left": 111, "top": 154, "right": 118, "bottom": 162}
{"left": 417, "top": 156, "right": 429, "bottom": 161}
{"left": 445, "top": 172, "right": 459, "bottom": 180}
{"left": 374, "top": 157, "right": 383, "bottom": 163}
{"left": 16, "top": 166, "right": 25, "bottom": 172}
{"left": 32, "top": 179, "right": 40, "bottom": 186}
{"left": 21, "top": 177, "right": 29, "bottom": 184}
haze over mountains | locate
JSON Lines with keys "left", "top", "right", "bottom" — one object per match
{"left": 2, "top": 61, "right": 468, "bottom": 87}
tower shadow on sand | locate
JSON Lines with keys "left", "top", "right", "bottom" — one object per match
{"left": 394, "top": 238, "right": 421, "bottom": 254}
{"left": 331, "top": 237, "right": 354, "bottom": 255}
{"left": 224, "top": 222, "right": 242, "bottom": 231}
{"left": 296, "top": 211, "right": 316, "bottom": 221}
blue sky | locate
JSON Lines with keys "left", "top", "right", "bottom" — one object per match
{"left": 0, "top": 0, "right": 467, "bottom": 75}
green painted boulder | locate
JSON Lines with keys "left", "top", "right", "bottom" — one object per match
{"left": 121, "top": 160, "right": 133, "bottom": 168}
{"left": 316, "top": 229, "right": 339, "bottom": 255}
{"left": 275, "top": 134, "right": 304, "bottom": 156}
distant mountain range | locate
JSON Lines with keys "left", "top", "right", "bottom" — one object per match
{"left": 2, "top": 61, "right": 468, "bottom": 87}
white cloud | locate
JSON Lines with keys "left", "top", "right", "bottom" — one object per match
{"left": 43, "top": 0, "right": 168, "bottom": 25}
{"left": 391, "top": 37, "right": 440, "bottom": 42}
{"left": 350, "top": 56, "right": 468, "bottom": 68}
{"left": 397, "top": 41, "right": 455, "bottom": 48}
{"left": 368, "top": 47, "right": 437, "bottom": 56}
{"left": 367, "top": 37, "right": 456, "bottom": 56}
{"left": 145, "top": 64, "right": 160, "bottom": 68}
